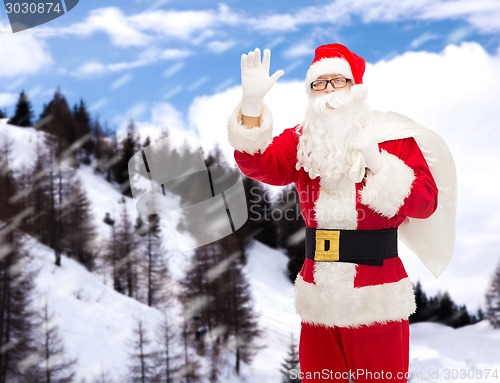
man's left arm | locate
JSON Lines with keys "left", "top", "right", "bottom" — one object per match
{"left": 360, "top": 137, "right": 438, "bottom": 219}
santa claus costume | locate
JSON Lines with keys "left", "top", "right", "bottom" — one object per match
{"left": 227, "top": 44, "right": 456, "bottom": 383}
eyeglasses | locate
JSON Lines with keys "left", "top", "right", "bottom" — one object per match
{"left": 310, "top": 77, "right": 351, "bottom": 91}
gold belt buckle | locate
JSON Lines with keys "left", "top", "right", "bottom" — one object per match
{"left": 315, "top": 229, "right": 340, "bottom": 261}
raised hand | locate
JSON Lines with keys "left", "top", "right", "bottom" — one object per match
{"left": 241, "top": 48, "right": 284, "bottom": 117}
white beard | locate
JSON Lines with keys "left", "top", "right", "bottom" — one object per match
{"left": 296, "top": 84, "right": 370, "bottom": 190}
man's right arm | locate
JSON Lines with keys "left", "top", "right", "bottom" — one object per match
{"left": 233, "top": 127, "right": 300, "bottom": 187}
{"left": 227, "top": 47, "right": 296, "bottom": 185}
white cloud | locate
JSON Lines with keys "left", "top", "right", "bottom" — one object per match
{"left": 423, "top": 0, "right": 500, "bottom": 32}
{"left": 445, "top": 26, "right": 474, "bottom": 44}
{"left": 110, "top": 73, "right": 133, "bottom": 90}
{"left": 162, "top": 62, "right": 185, "bottom": 78}
{"left": 0, "top": 24, "right": 53, "bottom": 77}
{"left": 48, "top": 4, "right": 240, "bottom": 48}
{"left": 125, "top": 102, "right": 149, "bottom": 121}
{"left": 68, "top": 7, "right": 152, "bottom": 47}
{"left": 130, "top": 9, "right": 218, "bottom": 40}
{"left": 207, "top": 40, "right": 236, "bottom": 54}
{"left": 253, "top": 0, "right": 500, "bottom": 34}
{"left": 74, "top": 48, "right": 190, "bottom": 77}
{"left": 0, "top": 93, "right": 17, "bottom": 108}
{"left": 282, "top": 42, "right": 314, "bottom": 58}
{"left": 410, "top": 32, "right": 440, "bottom": 49}
{"left": 89, "top": 98, "right": 108, "bottom": 112}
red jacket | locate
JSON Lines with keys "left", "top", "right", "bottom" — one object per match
{"left": 230, "top": 108, "right": 438, "bottom": 328}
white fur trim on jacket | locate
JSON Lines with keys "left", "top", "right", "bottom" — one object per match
{"left": 294, "top": 263, "right": 416, "bottom": 328}
{"left": 305, "top": 57, "right": 355, "bottom": 93}
{"left": 315, "top": 175, "right": 357, "bottom": 230}
{"left": 227, "top": 102, "right": 273, "bottom": 154}
{"left": 359, "top": 150, "right": 415, "bottom": 218}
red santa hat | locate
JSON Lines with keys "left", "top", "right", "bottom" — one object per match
{"left": 305, "top": 43, "right": 366, "bottom": 91}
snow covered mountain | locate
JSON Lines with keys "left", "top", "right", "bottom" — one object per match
{"left": 1, "top": 119, "right": 500, "bottom": 382}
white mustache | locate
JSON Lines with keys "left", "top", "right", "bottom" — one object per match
{"left": 309, "top": 84, "right": 368, "bottom": 113}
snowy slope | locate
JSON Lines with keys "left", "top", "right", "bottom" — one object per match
{"left": 245, "top": 241, "right": 302, "bottom": 381}
{"left": 25, "top": 235, "right": 165, "bottom": 382}
{"left": 410, "top": 322, "right": 500, "bottom": 383}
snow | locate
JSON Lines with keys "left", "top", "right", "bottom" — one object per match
{"left": 2, "top": 119, "right": 500, "bottom": 382}
{"left": 0, "top": 119, "right": 46, "bottom": 169}
{"left": 245, "top": 242, "right": 301, "bottom": 381}
{"left": 410, "top": 322, "right": 500, "bottom": 382}
{"left": 24, "top": 234, "right": 164, "bottom": 382}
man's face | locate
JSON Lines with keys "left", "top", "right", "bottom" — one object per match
{"left": 311, "top": 74, "right": 354, "bottom": 94}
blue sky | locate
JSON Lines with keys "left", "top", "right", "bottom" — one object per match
{"left": 1, "top": 0, "right": 500, "bottom": 130}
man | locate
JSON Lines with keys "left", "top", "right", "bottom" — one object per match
{"left": 227, "top": 43, "right": 456, "bottom": 382}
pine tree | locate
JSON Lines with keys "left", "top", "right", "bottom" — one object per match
{"left": 112, "top": 120, "right": 139, "bottom": 196}
{"left": 37, "top": 102, "right": 52, "bottom": 130}
{"left": 0, "top": 224, "right": 42, "bottom": 383}
{"left": 410, "top": 281, "right": 429, "bottom": 323}
{"left": 63, "top": 177, "right": 96, "bottom": 270}
{"left": 437, "top": 292, "right": 456, "bottom": 323}
{"left": 410, "top": 284, "right": 477, "bottom": 328}
{"left": 20, "top": 142, "right": 66, "bottom": 266}
{"left": 156, "top": 312, "right": 181, "bottom": 383}
{"left": 453, "top": 305, "right": 473, "bottom": 328}
{"left": 181, "top": 235, "right": 260, "bottom": 376}
{"left": 46, "top": 155, "right": 67, "bottom": 267}
{"left": 126, "top": 319, "right": 159, "bottom": 383}
{"left": 486, "top": 261, "right": 500, "bottom": 328}
{"left": 24, "top": 141, "right": 53, "bottom": 246}
{"left": 21, "top": 139, "right": 86, "bottom": 268}
{"left": 40, "top": 89, "right": 78, "bottom": 162}
{"left": 136, "top": 214, "right": 165, "bottom": 307}
{"left": 114, "top": 198, "right": 139, "bottom": 297}
{"left": 92, "top": 118, "right": 117, "bottom": 181}
{"left": 36, "top": 300, "right": 77, "bottom": 383}
{"left": 72, "top": 99, "right": 94, "bottom": 164}
{"left": 179, "top": 322, "right": 201, "bottom": 383}
{"left": 220, "top": 236, "right": 260, "bottom": 375}
{"left": 0, "top": 108, "right": 7, "bottom": 119}
{"left": 0, "top": 138, "right": 21, "bottom": 222}
{"left": 8, "top": 90, "right": 33, "bottom": 127}
{"left": 280, "top": 334, "right": 301, "bottom": 383}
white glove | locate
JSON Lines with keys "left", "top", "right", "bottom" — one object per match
{"left": 355, "top": 134, "right": 382, "bottom": 174}
{"left": 241, "top": 48, "right": 284, "bottom": 117}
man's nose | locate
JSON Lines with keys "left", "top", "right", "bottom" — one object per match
{"left": 325, "top": 82, "right": 336, "bottom": 93}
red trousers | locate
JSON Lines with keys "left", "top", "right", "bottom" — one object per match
{"left": 298, "top": 320, "right": 409, "bottom": 383}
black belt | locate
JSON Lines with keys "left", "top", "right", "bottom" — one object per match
{"left": 305, "top": 228, "right": 398, "bottom": 266}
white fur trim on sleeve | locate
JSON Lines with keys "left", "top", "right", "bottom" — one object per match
{"left": 360, "top": 150, "right": 415, "bottom": 218}
{"left": 227, "top": 102, "right": 273, "bottom": 154}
